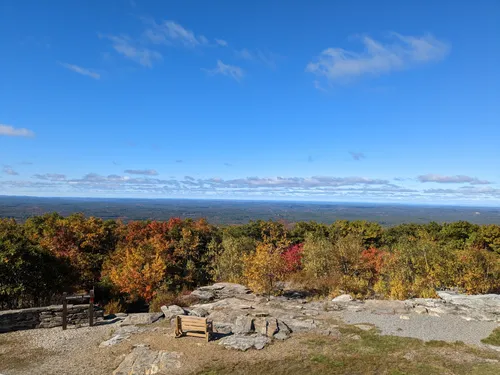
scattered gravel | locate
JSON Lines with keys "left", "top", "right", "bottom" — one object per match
{"left": 6, "top": 324, "right": 113, "bottom": 351}
{"left": 339, "top": 310, "right": 499, "bottom": 346}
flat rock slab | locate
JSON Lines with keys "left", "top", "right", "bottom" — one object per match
{"left": 99, "top": 325, "right": 144, "bottom": 347}
{"left": 121, "top": 313, "right": 163, "bottom": 326}
{"left": 113, "top": 345, "right": 182, "bottom": 375}
{"left": 219, "top": 334, "right": 271, "bottom": 351}
{"left": 340, "top": 310, "right": 499, "bottom": 346}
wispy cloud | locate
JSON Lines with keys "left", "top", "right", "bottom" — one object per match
{"left": 143, "top": 19, "right": 208, "bottom": 47}
{"left": 33, "top": 173, "right": 66, "bottom": 181}
{"left": 235, "top": 48, "right": 277, "bottom": 68}
{"left": 204, "top": 60, "right": 244, "bottom": 81}
{"left": 0, "top": 124, "right": 35, "bottom": 137}
{"left": 99, "top": 34, "right": 162, "bottom": 67}
{"left": 418, "top": 174, "right": 490, "bottom": 185}
{"left": 124, "top": 169, "right": 159, "bottom": 176}
{"left": 216, "top": 39, "right": 228, "bottom": 47}
{"left": 3, "top": 166, "right": 19, "bottom": 176}
{"left": 349, "top": 151, "right": 366, "bottom": 161}
{"left": 59, "top": 62, "right": 100, "bottom": 79}
{"left": 306, "top": 33, "right": 450, "bottom": 84}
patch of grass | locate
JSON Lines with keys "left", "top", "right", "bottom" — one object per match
{"left": 481, "top": 328, "right": 500, "bottom": 346}
{"left": 310, "top": 354, "right": 344, "bottom": 368}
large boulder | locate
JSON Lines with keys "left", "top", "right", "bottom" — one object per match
{"left": 113, "top": 345, "right": 182, "bottom": 375}
{"left": 161, "top": 305, "right": 186, "bottom": 320}
{"left": 187, "top": 306, "right": 209, "bottom": 317}
{"left": 233, "top": 316, "right": 254, "bottom": 334}
{"left": 191, "top": 283, "right": 251, "bottom": 301}
{"left": 121, "top": 313, "right": 163, "bottom": 326}
{"left": 219, "top": 334, "right": 271, "bottom": 351}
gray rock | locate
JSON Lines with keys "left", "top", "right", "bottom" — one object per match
{"left": 219, "top": 334, "right": 271, "bottom": 351}
{"left": 214, "top": 322, "right": 233, "bottom": 334}
{"left": 100, "top": 325, "right": 144, "bottom": 347}
{"left": 121, "top": 312, "right": 163, "bottom": 326}
{"left": 283, "top": 318, "right": 317, "bottom": 332}
{"left": 265, "top": 318, "right": 279, "bottom": 337}
{"left": 187, "top": 307, "right": 209, "bottom": 317}
{"left": 190, "top": 289, "right": 216, "bottom": 301}
{"left": 192, "top": 283, "right": 251, "bottom": 301}
{"left": 332, "top": 294, "right": 353, "bottom": 303}
{"left": 354, "top": 324, "right": 374, "bottom": 331}
{"left": 161, "top": 305, "right": 186, "bottom": 320}
{"left": 414, "top": 306, "right": 428, "bottom": 314}
{"left": 253, "top": 318, "right": 268, "bottom": 335}
{"left": 233, "top": 316, "right": 254, "bottom": 334}
{"left": 112, "top": 345, "right": 182, "bottom": 375}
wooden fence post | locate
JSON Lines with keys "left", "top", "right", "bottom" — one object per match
{"left": 62, "top": 292, "right": 67, "bottom": 330}
{"left": 89, "top": 289, "right": 94, "bottom": 327}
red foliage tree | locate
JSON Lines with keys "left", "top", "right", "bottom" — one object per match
{"left": 281, "top": 243, "right": 304, "bottom": 273}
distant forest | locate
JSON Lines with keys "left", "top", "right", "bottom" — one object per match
{"left": 1, "top": 196, "right": 500, "bottom": 225}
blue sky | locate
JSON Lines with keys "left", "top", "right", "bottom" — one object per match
{"left": 1, "top": 0, "right": 499, "bottom": 204}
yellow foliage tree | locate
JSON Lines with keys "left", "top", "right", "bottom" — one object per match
{"left": 243, "top": 242, "right": 285, "bottom": 295}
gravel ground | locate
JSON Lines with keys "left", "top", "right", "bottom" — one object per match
{"left": 0, "top": 322, "right": 127, "bottom": 375}
{"left": 338, "top": 310, "right": 500, "bottom": 346}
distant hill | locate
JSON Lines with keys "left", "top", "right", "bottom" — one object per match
{"left": 1, "top": 196, "right": 499, "bottom": 226}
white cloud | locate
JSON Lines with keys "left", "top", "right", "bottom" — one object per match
{"left": 235, "top": 48, "right": 277, "bottom": 68}
{"left": 33, "top": 173, "right": 66, "bottom": 181}
{"left": 204, "top": 60, "right": 244, "bottom": 81}
{"left": 306, "top": 33, "right": 450, "bottom": 84}
{"left": 124, "top": 169, "right": 158, "bottom": 176}
{"left": 216, "top": 39, "right": 228, "bottom": 47}
{"left": 99, "top": 34, "right": 162, "bottom": 67}
{"left": 59, "top": 62, "right": 100, "bottom": 79}
{"left": 0, "top": 124, "right": 35, "bottom": 137}
{"left": 2, "top": 173, "right": 499, "bottom": 202}
{"left": 3, "top": 166, "right": 19, "bottom": 176}
{"left": 143, "top": 20, "right": 208, "bottom": 47}
{"left": 418, "top": 174, "right": 490, "bottom": 185}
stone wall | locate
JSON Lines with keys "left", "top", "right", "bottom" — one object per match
{"left": 0, "top": 304, "right": 104, "bottom": 333}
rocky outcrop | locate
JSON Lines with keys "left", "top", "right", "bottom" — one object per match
{"left": 112, "top": 345, "right": 182, "bottom": 375}
{"left": 160, "top": 305, "right": 186, "bottom": 320}
{"left": 190, "top": 283, "right": 251, "bottom": 301}
{"left": 0, "top": 304, "right": 103, "bottom": 333}
{"left": 405, "top": 292, "right": 500, "bottom": 322}
{"left": 121, "top": 312, "right": 163, "bottom": 326}
{"left": 219, "top": 334, "right": 271, "bottom": 351}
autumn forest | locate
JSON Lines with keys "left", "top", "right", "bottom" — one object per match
{"left": 1, "top": 213, "right": 500, "bottom": 312}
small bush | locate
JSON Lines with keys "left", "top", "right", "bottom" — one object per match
{"left": 148, "top": 288, "right": 199, "bottom": 312}
{"left": 104, "top": 299, "right": 125, "bottom": 315}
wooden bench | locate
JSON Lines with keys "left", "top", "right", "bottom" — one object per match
{"left": 174, "top": 315, "right": 213, "bottom": 342}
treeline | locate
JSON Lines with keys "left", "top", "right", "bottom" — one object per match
{"left": 1, "top": 213, "right": 499, "bottom": 310}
